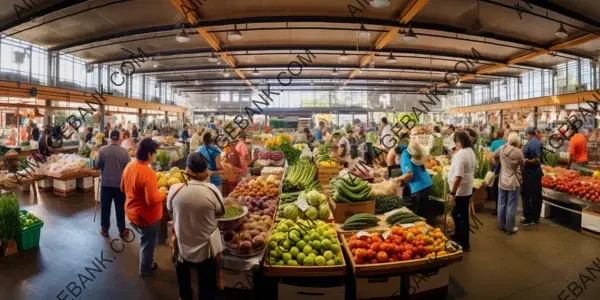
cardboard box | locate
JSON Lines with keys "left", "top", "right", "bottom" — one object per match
{"left": 53, "top": 179, "right": 76, "bottom": 191}
{"left": 278, "top": 283, "right": 345, "bottom": 300}
{"left": 77, "top": 177, "right": 94, "bottom": 189}
{"left": 329, "top": 197, "right": 375, "bottom": 223}
{"left": 408, "top": 266, "right": 449, "bottom": 296}
{"left": 38, "top": 178, "right": 53, "bottom": 189}
{"left": 223, "top": 269, "right": 254, "bottom": 290}
{"left": 471, "top": 187, "right": 487, "bottom": 204}
{"left": 356, "top": 276, "right": 401, "bottom": 299}
{"left": 582, "top": 209, "right": 600, "bottom": 234}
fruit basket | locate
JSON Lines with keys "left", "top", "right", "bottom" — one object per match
{"left": 16, "top": 210, "right": 44, "bottom": 251}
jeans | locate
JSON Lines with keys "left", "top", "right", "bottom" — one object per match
{"left": 139, "top": 221, "right": 159, "bottom": 275}
{"left": 176, "top": 258, "right": 217, "bottom": 300}
{"left": 100, "top": 186, "right": 126, "bottom": 233}
{"left": 452, "top": 195, "right": 472, "bottom": 249}
{"left": 498, "top": 188, "right": 519, "bottom": 232}
{"left": 521, "top": 170, "right": 542, "bottom": 222}
{"left": 411, "top": 187, "right": 432, "bottom": 224}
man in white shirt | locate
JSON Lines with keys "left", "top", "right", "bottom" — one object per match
{"left": 444, "top": 125, "right": 456, "bottom": 153}
{"left": 380, "top": 117, "right": 395, "bottom": 149}
{"left": 167, "top": 152, "right": 225, "bottom": 300}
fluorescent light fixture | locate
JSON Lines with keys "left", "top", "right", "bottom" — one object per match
{"left": 310, "top": 79, "right": 314, "bottom": 86}
{"left": 331, "top": 68, "right": 339, "bottom": 75}
{"left": 370, "top": 0, "right": 390, "bottom": 8}
{"left": 385, "top": 52, "right": 396, "bottom": 64}
{"left": 153, "top": 63, "right": 159, "bottom": 68}
{"left": 176, "top": 28, "right": 191, "bottom": 43}
{"left": 502, "top": 79, "right": 507, "bottom": 86}
{"left": 208, "top": 52, "right": 219, "bottom": 63}
{"left": 338, "top": 50, "right": 349, "bottom": 61}
{"left": 358, "top": 24, "right": 371, "bottom": 39}
{"left": 194, "top": 80, "right": 199, "bottom": 85}
{"left": 555, "top": 24, "right": 568, "bottom": 39}
{"left": 228, "top": 25, "right": 243, "bottom": 41}
{"left": 252, "top": 68, "right": 260, "bottom": 76}
{"left": 403, "top": 26, "right": 417, "bottom": 41}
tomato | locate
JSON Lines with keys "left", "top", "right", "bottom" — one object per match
{"left": 377, "top": 251, "right": 388, "bottom": 262}
{"left": 356, "top": 248, "right": 367, "bottom": 259}
{"left": 370, "top": 242, "right": 381, "bottom": 252}
{"left": 366, "top": 249, "right": 376, "bottom": 259}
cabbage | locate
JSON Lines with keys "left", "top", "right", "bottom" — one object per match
{"left": 318, "top": 203, "right": 330, "bottom": 220}
{"left": 306, "top": 190, "right": 325, "bottom": 206}
{"left": 304, "top": 206, "right": 318, "bottom": 220}
{"left": 283, "top": 205, "right": 300, "bottom": 220}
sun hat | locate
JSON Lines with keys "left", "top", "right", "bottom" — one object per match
{"left": 407, "top": 140, "right": 427, "bottom": 165}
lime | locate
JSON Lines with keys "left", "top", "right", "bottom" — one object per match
{"left": 302, "top": 245, "right": 313, "bottom": 255}
{"left": 326, "top": 259, "right": 335, "bottom": 266}
{"left": 330, "top": 244, "right": 341, "bottom": 254}
{"left": 303, "top": 234, "right": 311, "bottom": 242}
{"left": 310, "top": 232, "right": 321, "bottom": 241}
{"left": 289, "top": 231, "right": 301, "bottom": 242}
{"left": 321, "top": 239, "right": 332, "bottom": 249}
{"left": 334, "top": 256, "right": 343, "bottom": 265}
{"left": 268, "top": 241, "right": 278, "bottom": 250}
{"left": 296, "top": 240, "right": 307, "bottom": 250}
{"left": 282, "top": 240, "right": 291, "bottom": 249}
{"left": 279, "top": 224, "right": 289, "bottom": 232}
{"left": 303, "top": 256, "right": 315, "bottom": 266}
{"left": 324, "top": 250, "right": 333, "bottom": 260}
{"left": 290, "top": 247, "right": 300, "bottom": 258}
{"left": 307, "top": 253, "right": 316, "bottom": 259}
{"left": 296, "top": 253, "right": 306, "bottom": 265}
{"left": 287, "top": 260, "right": 299, "bottom": 266}
{"left": 276, "top": 260, "right": 285, "bottom": 266}
{"left": 311, "top": 240, "right": 321, "bottom": 250}
{"left": 315, "top": 256, "right": 326, "bottom": 266}
{"left": 282, "top": 253, "right": 292, "bottom": 262}
{"left": 269, "top": 250, "right": 279, "bottom": 258}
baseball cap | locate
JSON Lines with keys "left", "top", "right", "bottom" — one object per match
{"left": 525, "top": 127, "right": 536, "bottom": 135}
{"left": 186, "top": 152, "right": 208, "bottom": 173}
{"left": 110, "top": 130, "right": 120, "bottom": 140}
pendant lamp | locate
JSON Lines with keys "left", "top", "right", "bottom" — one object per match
{"left": 558, "top": 110, "right": 568, "bottom": 120}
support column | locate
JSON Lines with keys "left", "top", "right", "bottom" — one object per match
{"left": 45, "top": 100, "right": 53, "bottom": 126}
{"left": 499, "top": 109, "right": 504, "bottom": 129}
{"left": 99, "top": 105, "right": 105, "bottom": 131}
{"left": 142, "top": 75, "right": 146, "bottom": 101}
{"left": 138, "top": 109, "right": 143, "bottom": 128}
{"left": 533, "top": 107, "right": 538, "bottom": 129}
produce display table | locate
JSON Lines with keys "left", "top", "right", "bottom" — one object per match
{"left": 222, "top": 251, "right": 263, "bottom": 290}
{"left": 542, "top": 187, "right": 600, "bottom": 235}
{"left": 46, "top": 169, "right": 98, "bottom": 197}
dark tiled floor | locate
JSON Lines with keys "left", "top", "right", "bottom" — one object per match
{"left": 1, "top": 188, "right": 600, "bottom": 300}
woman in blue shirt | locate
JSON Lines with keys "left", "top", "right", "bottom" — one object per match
{"left": 197, "top": 132, "right": 224, "bottom": 191}
{"left": 314, "top": 121, "right": 326, "bottom": 141}
{"left": 397, "top": 140, "right": 433, "bottom": 223}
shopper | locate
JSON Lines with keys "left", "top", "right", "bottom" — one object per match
{"left": 490, "top": 129, "right": 506, "bottom": 152}
{"left": 181, "top": 124, "right": 190, "bottom": 142}
{"left": 444, "top": 125, "right": 456, "bottom": 154}
{"left": 493, "top": 133, "right": 524, "bottom": 235}
{"left": 386, "top": 144, "right": 407, "bottom": 167}
{"left": 567, "top": 125, "right": 588, "bottom": 171}
{"left": 447, "top": 131, "right": 476, "bottom": 251}
{"left": 303, "top": 127, "right": 316, "bottom": 147}
{"left": 38, "top": 126, "right": 54, "bottom": 157}
{"left": 398, "top": 141, "right": 433, "bottom": 223}
{"left": 121, "top": 138, "right": 167, "bottom": 276}
{"left": 190, "top": 128, "right": 205, "bottom": 151}
{"left": 427, "top": 125, "right": 444, "bottom": 156}
{"left": 380, "top": 117, "right": 394, "bottom": 148}
{"left": 198, "top": 132, "right": 225, "bottom": 191}
{"left": 31, "top": 123, "right": 40, "bottom": 141}
{"left": 96, "top": 130, "right": 131, "bottom": 237}
{"left": 84, "top": 127, "right": 94, "bottom": 144}
{"left": 208, "top": 117, "right": 217, "bottom": 131}
{"left": 132, "top": 124, "right": 139, "bottom": 141}
{"left": 331, "top": 132, "right": 351, "bottom": 167}
{"left": 488, "top": 129, "right": 505, "bottom": 214}
{"left": 104, "top": 122, "right": 111, "bottom": 137}
{"left": 121, "top": 130, "right": 134, "bottom": 149}
{"left": 233, "top": 132, "right": 249, "bottom": 177}
{"left": 466, "top": 128, "right": 478, "bottom": 143}
{"left": 167, "top": 152, "right": 225, "bottom": 300}
{"left": 314, "top": 121, "right": 326, "bottom": 141}
{"left": 521, "top": 127, "right": 542, "bottom": 226}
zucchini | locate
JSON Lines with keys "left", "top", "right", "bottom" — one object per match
{"left": 333, "top": 191, "right": 353, "bottom": 203}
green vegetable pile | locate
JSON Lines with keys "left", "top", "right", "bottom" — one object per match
{"left": 374, "top": 195, "right": 403, "bottom": 214}
{"left": 385, "top": 210, "right": 425, "bottom": 225}
{"left": 222, "top": 207, "right": 244, "bottom": 219}
{"left": 0, "top": 194, "right": 20, "bottom": 242}
{"left": 156, "top": 151, "right": 171, "bottom": 171}
{"left": 19, "top": 210, "right": 42, "bottom": 230}
{"left": 268, "top": 140, "right": 301, "bottom": 166}
{"left": 544, "top": 151, "right": 560, "bottom": 167}
{"left": 342, "top": 213, "right": 379, "bottom": 230}
{"left": 474, "top": 140, "right": 490, "bottom": 180}
{"left": 330, "top": 177, "right": 372, "bottom": 203}
{"left": 283, "top": 160, "right": 317, "bottom": 191}
{"left": 430, "top": 173, "right": 448, "bottom": 200}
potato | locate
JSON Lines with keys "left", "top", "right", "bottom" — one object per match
{"left": 250, "top": 229, "right": 261, "bottom": 238}
{"left": 252, "top": 235, "right": 266, "bottom": 247}
{"left": 239, "top": 241, "right": 252, "bottom": 250}
{"left": 239, "top": 232, "right": 252, "bottom": 241}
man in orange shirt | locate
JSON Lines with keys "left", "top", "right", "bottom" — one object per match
{"left": 567, "top": 126, "right": 588, "bottom": 171}
{"left": 121, "top": 138, "right": 167, "bottom": 276}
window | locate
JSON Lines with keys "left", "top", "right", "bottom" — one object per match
{"left": 220, "top": 91, "right": 230, "bottom": 102}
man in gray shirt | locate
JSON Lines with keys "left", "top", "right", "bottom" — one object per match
{"left": 95, "top": 130, "right": 131, "bottom": 237}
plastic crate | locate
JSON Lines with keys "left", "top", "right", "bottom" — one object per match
{"left": 16, "top": 210, "right": 44, "bottom": 251}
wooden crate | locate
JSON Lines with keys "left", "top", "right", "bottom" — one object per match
{"left": 339, "top": 231, "right": 463, "bottom": 277}
{"left": 329, "top": 196, "right": 375, "bottom": 223}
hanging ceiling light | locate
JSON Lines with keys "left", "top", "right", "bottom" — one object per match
{"left": 208, "top": 52, "right": 219, "bottom": 63}
{"left": 555, "top": 24, "right": 568, "bottom": 39}
{"left": 549, "top": 111, "right": 557, "bottom": 121}
{"left": 310, "top": 79, "right": 314, "bottom": 86}
{"left": 403, "top": 25, "right": 417, "bottom": 42}
{"left": 194, "top": 80, "right": 200, "bottom": 85}
{"left": 369, "top": 60, "right": 376, "bottom": 69}
{"left": 252, "top": 68, "right": 260, "bottom": 76}
{"left": 228, "top": 25, "right": 243, "bottom": 41}
{"left": 223, "top": 69, "right": 230, "bottom": 77}
{"left": 502, "top": 79, "right": 507, "bottom": 86}
{"left": 358, "top": 24, "right": 371, "bottom": 39}
{"left": 385, "top": 52, "right": 396, "bottom": 64}
{"left": 370, "top": 0, "right": 390, "bottom": 8}
{"left": 331, "top": 68, "right": 339, "bottom": 76}
{"left": 338, "top": 50, "right": 349, "bottom": 61}
{"left": 175, "top": 27, "right": 191, "bottom": 43}
{"left": 540, "top": 112, "right": 547, "bottom": 122}
{"left": 558, "top": 109, "right": 568, "bottom": 120}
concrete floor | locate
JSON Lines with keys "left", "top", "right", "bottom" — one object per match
{"left": 1, "top": 188, "right": 600, "bottom": 300}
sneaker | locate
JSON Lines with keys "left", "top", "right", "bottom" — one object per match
{"left": 119, "top": 228, "right": 130, "bottom": 237}
{"left": 533, "top": 219, "right": 540, "bottom": 224}
{"left": 506, "top": 227, "right": 518, "bottom": 235}
{"left": 520, "top": 219, "right": 535, "bottom": 226}
{"left": 520, "top": 216, "right": 526, "bottom": 221}
{"left": 100, "top": 228, "right": 109, "bottom": 237}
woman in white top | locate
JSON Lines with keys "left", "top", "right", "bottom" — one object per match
{"left": 447, "top": 131, "right": 476, "bottom": 252}
{"left": 167, "top": 152, "right": 225, "bottom": 300}
{"left": 120, "top": 130, "right": 134, "bottom": 149}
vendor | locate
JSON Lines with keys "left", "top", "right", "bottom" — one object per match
{"left": 567, "top": 125, "right": 588, "bottom": 171}
{"left": 444, "top": 125, "right": 456, "bottom": 154}
{"left": 397, "top": 141, "right": 433, "bottom": 223}
{"left": 84, "top": 127, "right": 94, "bottom": 144}
{"left": 331, "top": 132, "right": 351, "bottom": 167}
{"left": 198, "top": 132, "right": 224, "bottom": 191}
{"left": 427, "top": 125, "right": 444, "bottom": 156}
{"left": 303, "top": 127, "right": 315, "bottom": 149}
{"left": 38, "top": 126, "right": 54, "bottom": 157}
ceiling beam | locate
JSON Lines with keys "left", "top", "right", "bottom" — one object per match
{"left": 172, "top": 83, "right": 473, "bottom": 90}
{"left": 522, "top": 0, "right": 600, "bottom": 30}
{"left": 184, "top": 89, "right": 448, "bottom": 94}
{"left": 345, "top": 0, "right": 430, "bottom": 85}
{"left": 158, "top": 76, "right": 489, "bottom": 85}
{"left": 168, "top": 0, "right": 252, "bottom": 88}
{"left": 0, "top": 0, "right": 92, "bottom": 33}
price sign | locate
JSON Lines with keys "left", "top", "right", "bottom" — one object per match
{"left": 382, "top": 230, "right": 391, "bottom": 240}
{"left": 400, "top": 223, "right": 415, "bottom": 228}
{"left": 295, "top": 199, "right": 310, "bottom": 212}
{"left": 384, "top": 208, "right": 402, "bottom": 218}
{"left": 356, "top": 231, "right": 370, "bottom": 238}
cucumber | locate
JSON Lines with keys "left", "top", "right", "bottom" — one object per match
{"left": 333, "top": 191, "right": 352, "bottom": 203}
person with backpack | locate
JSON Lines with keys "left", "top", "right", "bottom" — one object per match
{"left": 492, "top": 133, "right": 524, "bottom": 235}
{"left": 197, "top": 132, "right": 224, "bottom": 191}
{"left": 167, "top": 152, "right": 225, "bottom": 300}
